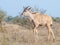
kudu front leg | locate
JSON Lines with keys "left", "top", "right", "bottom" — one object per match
{"left": 33, "top": 25, "right": 38, "bottom": 34}
{"left": 33, "top": 25, "right": 39, "bottom": 42}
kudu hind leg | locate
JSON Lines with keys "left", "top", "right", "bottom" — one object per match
{"left": 47, "top": 24, "right": 55, "bottom": 41}
{"left": 49, "top": 27, "right": 55, "bottom": 41}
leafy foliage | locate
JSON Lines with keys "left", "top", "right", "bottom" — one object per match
{"left": 53, "top": 17, "right": 60, "bottom": 22}
{"left": 0, "top": 10, "right": 7, "bottom": 22}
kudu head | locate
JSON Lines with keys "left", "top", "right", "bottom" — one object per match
{"left": 21, "top": 6, "right": 32, "bottom": 17}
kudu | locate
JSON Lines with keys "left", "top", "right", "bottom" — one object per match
{"left": 21, "top": 6, "right": 55, "bottom": 41}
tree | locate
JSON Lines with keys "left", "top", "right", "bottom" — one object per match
{"left": 5, "top": 16, "right": 13, "bottom": 22}
{"left": 32, "top": 7, "right": 47, "bottom": 14}
{"left": 0, "top": 10, "right": 7, "bottom": 21}
{"left": 0, "top": 10, "right": 7, "bottom": 31}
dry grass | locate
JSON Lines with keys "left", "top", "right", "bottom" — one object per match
{"left": 0, "top": 22, "right": 60, "bottom": 45}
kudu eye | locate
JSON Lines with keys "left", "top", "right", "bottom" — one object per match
{"left": 24, "top": 9, "right": 27, "bottom": 12}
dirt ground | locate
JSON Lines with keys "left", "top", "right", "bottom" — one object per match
{"left": 0, "top": 22, "right": 60, "bottom": 45}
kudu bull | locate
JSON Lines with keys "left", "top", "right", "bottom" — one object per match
{"left": 21, "top": 6, "right": 55, "bottom": 41}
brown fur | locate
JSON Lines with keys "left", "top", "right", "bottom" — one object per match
{"left": 22, "top": 7, "right": 55, "bottom": 41}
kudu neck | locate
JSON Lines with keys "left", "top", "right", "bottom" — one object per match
{"left": 27, "top": 11, "right": 34, "bottom": 20}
